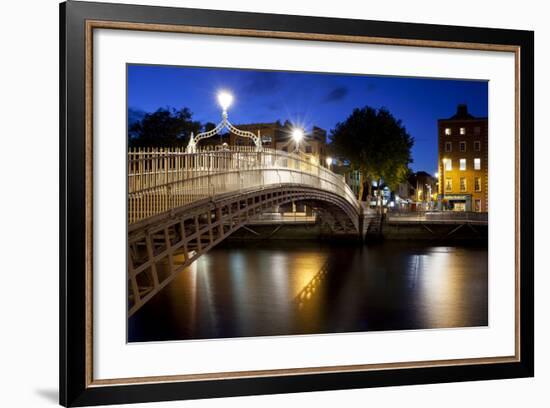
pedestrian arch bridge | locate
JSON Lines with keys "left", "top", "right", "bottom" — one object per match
{"left": 127, "top": 146, "right": 364, "bottom": 316}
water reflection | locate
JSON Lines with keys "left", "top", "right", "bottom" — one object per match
{"left": 128, "top": 241, "right": 488, "bottom": 342}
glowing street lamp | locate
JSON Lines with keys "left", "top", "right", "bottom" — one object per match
{"left": 217, "top": 91, "right": 233, "bottom": 113}
{"left": 326, "top": 156, "right": 333, "bottom": 168}
{"left": 292, "top": 128, "right": 304, "bottom": 152}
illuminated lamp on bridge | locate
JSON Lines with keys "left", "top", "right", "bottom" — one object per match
{"left": 185, "top": 90, "right": 262, "bottom": 153}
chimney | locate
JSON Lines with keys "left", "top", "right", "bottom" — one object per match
{"left": 456, "top": 104, "right": 468, "bottom": 117}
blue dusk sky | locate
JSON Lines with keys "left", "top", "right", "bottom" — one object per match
{"left": 128, "top": 64, "right": 488, "bottom": 173}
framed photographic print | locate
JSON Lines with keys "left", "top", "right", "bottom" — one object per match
{"left": 60, "top": 0, "right": 534, "bottom": 406}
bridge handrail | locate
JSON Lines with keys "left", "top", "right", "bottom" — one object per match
{"left": 128, "top": 146, "right": 360, "bottom": 224}
{"left": 129, "top": 146, "right": 339, "bottom": 191}
{"left": 128, "top": 168, "right": 359, "bottom": 224}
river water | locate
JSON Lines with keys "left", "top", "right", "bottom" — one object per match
{"left": 128, "top": 240, "right": 488, "bottom": 342}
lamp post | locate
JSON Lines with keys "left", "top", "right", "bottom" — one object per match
{"left": 440, "top": 158, "right": 448, "bottom": 211}
{"left": 326, "top": 156, "right": 333, "bottom": 169}
{"left": 434, "top": 171, "right": 439, "bottom": 211}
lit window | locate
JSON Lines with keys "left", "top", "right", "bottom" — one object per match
{"left": 460, "top": 127, "right": 466, "bottom": 135}
{"left": 460, "top": 177, "right": 467, "bottom": 192}
{"left": 445, "top": 142, "right": 452, "bottom": 152}
{"left": 474, "top": 141, "right": 481, "bottom": 151}
{"left": 459, "top": 141, "right": 466, "bottom": 152}
{"left": 475, "top": 199, "right": 482, "bottom": 212}
{"left": 444, "top": 159, "right": 452, "bottom": 171}
{"left": 445, "top": 178, "right": 452, "bottom": 192}
{"left": 445, "top": 128, "right": 452, "bottom": 135}
{"left": 474, "top": 126, "right": 481, "bottom": 135}
{"left": 460, "top": 158, "right": 466, "bottom": 171}
{"left": 475, "top": 177, "right": 482, "bottom": 192}
{"left": 474, "top": 158, "right": 481, "bottom": 170}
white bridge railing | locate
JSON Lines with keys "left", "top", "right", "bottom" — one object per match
{"left": 128, "top": 146, "right": 360, "bottom": 225}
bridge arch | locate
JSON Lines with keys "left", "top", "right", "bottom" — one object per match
{"left": 128, "top": 184, "right": 361, "bottom": 316}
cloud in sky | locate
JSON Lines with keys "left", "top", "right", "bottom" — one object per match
{"left": 323, "top": 86, "right": 349, "bottom": 103}
{"left": 240, "top": 72, "right": 281, "bottom": 95}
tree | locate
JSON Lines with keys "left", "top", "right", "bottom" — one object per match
{"left": 129, "top": 107, "right": 202, "bottom": 148}
{"left": 203, "top": 122, "right": 217, "bottom": 132}
{"left": 329, "top": 106, "right": 414, "bottom": 206}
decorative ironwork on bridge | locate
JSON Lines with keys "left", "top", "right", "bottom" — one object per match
{"left": 186, "top": 91, "right": 262, "bottom": 153}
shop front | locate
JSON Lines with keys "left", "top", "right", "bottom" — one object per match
{"left": 443, "top": 194, "right": 472, "bottom": 212}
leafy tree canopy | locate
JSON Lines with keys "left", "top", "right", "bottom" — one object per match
{"left": 329, "top": 106, "right": 414, "bottom": 198}
{"left": 129, "top": 107, "right": 202, "bottom": 148}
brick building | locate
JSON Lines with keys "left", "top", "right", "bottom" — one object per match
{"left": 437, "top": 104, "right": 488, "bottom": 212}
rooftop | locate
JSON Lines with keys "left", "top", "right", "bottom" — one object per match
{"left": 440, "top": 104, "right": 487, "bottom": 121}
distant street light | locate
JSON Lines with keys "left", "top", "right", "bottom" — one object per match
{"left": 292, "top": 128, "right": 304, "bottom": 152}
{"left": 217, "top": 91, "right": 233, "bottom": 113}
{"left": 326, "top": 156, "right": 333, "bottom": 168}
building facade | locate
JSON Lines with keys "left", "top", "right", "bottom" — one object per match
{"left": 202, "top": 120, "right": 329, "bottom": 168}
{"left": 229, "top": 122, "right": 284, "bottom": 149}
{"left": 437, "top": 104, "right": 488, "bottom": 212}
{"left": 275, "top": 125, "right": 327, "bottom": 166}
{"left": 409, "top": 171, "right": 437, "bottom": 210}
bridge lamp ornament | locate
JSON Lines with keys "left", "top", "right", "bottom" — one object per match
{"left": 186, "top": 90, "right": 262, "bottom": 153}
{"left": 217, "top": 91, "right": 233, "bottom": 114}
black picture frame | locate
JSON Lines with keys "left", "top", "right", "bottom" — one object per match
{"left": 60, "top": 1, "right": 534, "bottom": 406}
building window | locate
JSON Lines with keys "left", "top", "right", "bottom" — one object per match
{"left": 474, "top": 140, "right": 481, "bottom": 151}
{"left": 474, "top": 126, "right": 481, "bottom": 135}
{"left": 475, "top": 177, "right": 482, "bottom": 192}
{"left": 445, "top": 128, "right": 452, "bottom": 135}
{"left": 444, "top": 159, "right": 452, "bottom": 171}
{"left": 305, "top": 145, "right": 313, "bottom": 153}
{"left": 460, "top": 177, "right": 467, "bottom": 192}
{"left": 474, "top": 158, "right": 481, "bottom": 170}
{"left": 460, "top": 127, "right": 466, "bottom": 135}
{"left": 445, "top": 178, "right": 452, "bottom": 192}
{"left": 475, "top": 199, "right": 482, "bottom": 212}
{"left": 460, "top": 158, "right": 466, "bottom": 171}
{"left": 445, "top": 142, "right": 452, "bottom": 152}
{"left": 459, "top": 141, "right": 466, "bottom": 152}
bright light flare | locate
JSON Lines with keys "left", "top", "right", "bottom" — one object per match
{"left": 326, "top": 156, "right": 333, "bottom": 166}
{"left": 217, "top": 91, "right": 233, "bottom": 111}
{"left": 292, "top": 128, "right": 304, "bottom": 143}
